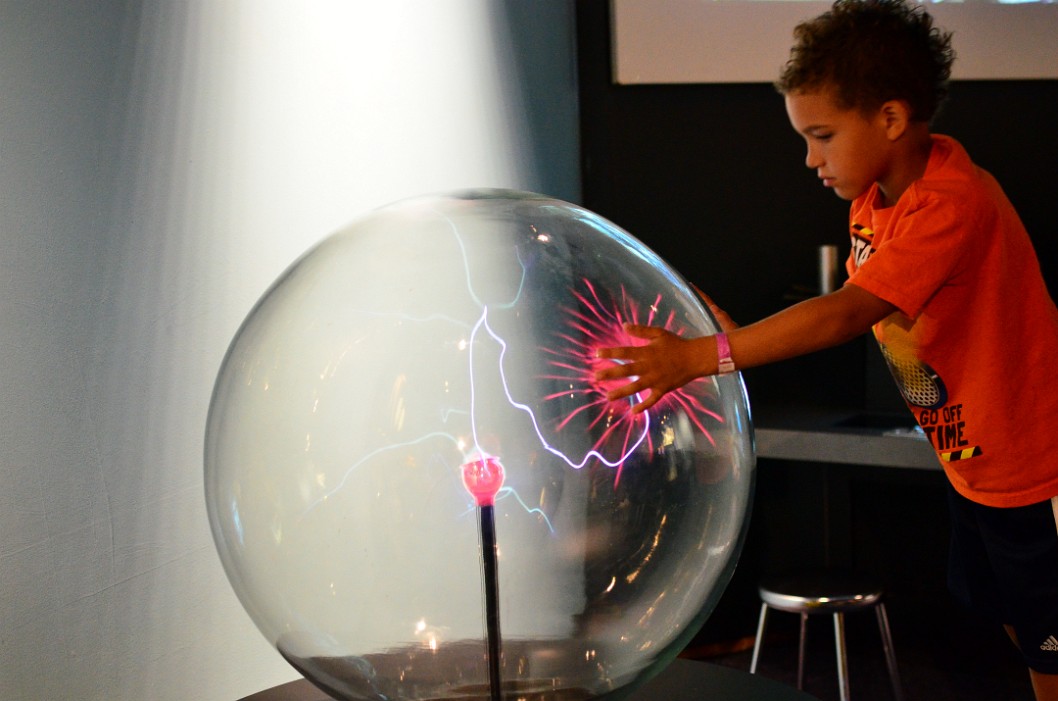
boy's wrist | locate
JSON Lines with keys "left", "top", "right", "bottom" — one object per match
{"left": 716, "top": 333, "right": 736, "bottom": 375}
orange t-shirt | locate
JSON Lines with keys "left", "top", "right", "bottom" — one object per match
{"left": 847, "top": 135, "right": 1058, "bottom": 507}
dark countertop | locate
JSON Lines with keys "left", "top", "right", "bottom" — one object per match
{"left": 238, "top": 658, "right": 820, "bottom": 701}
{"left": 752, "top": 405, "right": 940, "bottom": 471}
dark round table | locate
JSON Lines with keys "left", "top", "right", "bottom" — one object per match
{"left": 238, "top": 658, "right": 819, "bottom": 701}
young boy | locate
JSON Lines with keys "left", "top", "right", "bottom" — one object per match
{"left": 595, "top": 0, "right": 1058, "bottom": 697}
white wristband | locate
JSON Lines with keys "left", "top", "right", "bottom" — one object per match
{"left": 716, "top": 333, "right": 736, "bottom": 375}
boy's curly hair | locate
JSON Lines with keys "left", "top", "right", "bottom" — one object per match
{"left": 775, "top": 0, "right": 955, "bottom": 123}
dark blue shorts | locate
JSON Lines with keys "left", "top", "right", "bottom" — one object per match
{"left": 947, "top": 484, "right": 1058, "bottom": 674}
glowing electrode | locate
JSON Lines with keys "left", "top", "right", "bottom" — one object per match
{"left": 461, "top": 455, "right": 506, "bottom": 507}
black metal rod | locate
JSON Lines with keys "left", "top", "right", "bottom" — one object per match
{"left": 480, "top": 504, "right": 502, "bottom": 701}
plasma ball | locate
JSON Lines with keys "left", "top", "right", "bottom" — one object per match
{"left": 204, "top": 189, "right": 756, "bottom": 701}
{"left": 461, "top": 455, "right": 506, "bottom": 507}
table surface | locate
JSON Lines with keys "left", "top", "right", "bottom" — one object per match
{"left": 238, "top": 657, "right": 819, "bottom": 701}
{"left": 753, "top": 405, "right": 938, "bottom": 470}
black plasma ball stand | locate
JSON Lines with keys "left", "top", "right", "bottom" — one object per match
{"left": 479, "top": 504, "right": 503, "bottom": 701}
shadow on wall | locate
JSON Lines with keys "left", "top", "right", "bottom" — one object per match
{"left": 488, "top": 1, "right": 582, "bottom": 203}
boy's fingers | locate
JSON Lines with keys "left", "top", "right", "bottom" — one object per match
{"left": 594, "top": 362, "right": 633, "bottom": 381}
{"left": 630, "top": 391, "right": 660, "bottom": 414}
{"left": 595, "top": 346, "right": 626, "bottom": 360}
{"left": 605, "top": 381, "right": 640, "bottom": 401}
{"left": 606, "top": 379, "right": 656, "bottom": 407}
{"left": 623, "top": 323, "right": 663, "bottom": 339}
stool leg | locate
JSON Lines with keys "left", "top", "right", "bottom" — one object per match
{"left": 875, "top": 603, "right": 905, "bottom": 701}
{"left": 749, "top": 603, "right": 769, "bottom": 673}
{"left": 797, "top": 612, "right": 808, "bottom": 690}
{"left": 833, "top": 612, "right": 850, "bottom": 701}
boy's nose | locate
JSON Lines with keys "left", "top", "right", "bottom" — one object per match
{"left": 805, "top": 147, "right": 823, "bottom": 169}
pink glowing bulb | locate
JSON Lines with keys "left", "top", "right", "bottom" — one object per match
{"left": 461, "top": 455, "right": 506, "bottom": 507}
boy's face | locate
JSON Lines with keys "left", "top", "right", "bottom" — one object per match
{"left": 784, "top": 87, "right": 893, "bottom": 202}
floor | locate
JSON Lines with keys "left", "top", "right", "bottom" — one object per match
{"left": 684, "top": 595, "right": 1036, "bottom": 701}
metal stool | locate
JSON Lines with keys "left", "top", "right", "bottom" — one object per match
{"left": 749, "top": 571, "right": 904, "bottom": 701}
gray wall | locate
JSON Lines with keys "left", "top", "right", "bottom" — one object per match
{"left": 0, "top": 2, "right": 579, "bottom": 698}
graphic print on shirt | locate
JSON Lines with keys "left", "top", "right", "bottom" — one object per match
{"left": 878, "top": 342, "right": 947, "bottom": 408}
{"left": 854, "top": 219, "right": 983, "bottom": 463}
{"left": 876, "top": 332, "right": 982, "bottom": 462}
{"left": 850, "top": 223, "right": 875, "bottom": 268}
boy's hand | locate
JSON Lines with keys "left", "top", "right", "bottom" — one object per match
{"left": 594, "top": 324, "right": 712, "bottom": 414}
{"left": 693, "top": 286, "right": 739, "bottom": 333}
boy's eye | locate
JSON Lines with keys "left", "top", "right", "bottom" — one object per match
{"left": 813, "top": 132, "right": 834, "bottom": 142}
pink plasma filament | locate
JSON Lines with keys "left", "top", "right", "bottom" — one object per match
{"left": 542, "top": 280, "right": 723, "bottom": 484}
{"left": 461, "top": 455, "right": 506, "bottom": 507}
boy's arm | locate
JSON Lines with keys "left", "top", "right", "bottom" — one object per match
{"left": 595, "top": 284, "right": 897, "bottom": 412}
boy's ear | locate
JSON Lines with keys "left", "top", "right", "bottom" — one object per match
{"left": 879, "top": 100, "right": 913, "bottom": 141}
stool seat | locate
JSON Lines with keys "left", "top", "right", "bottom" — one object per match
{"left": 750, "top": 570, "right": 904, "bottom": 701}
{"left": 759, "top": 571, "right": 883, "bottom": 612}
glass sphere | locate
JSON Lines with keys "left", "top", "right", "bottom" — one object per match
{"left": 205, "top": 189, "right": 754, "bottom": 701}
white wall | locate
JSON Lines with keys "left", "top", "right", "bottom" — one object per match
{"left": 0, "top": 1, "right": 579, "bottom": 699}
{"left": 612, "top": 0, "right": 1058, "bottom": 84}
